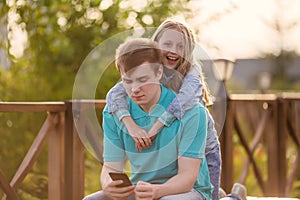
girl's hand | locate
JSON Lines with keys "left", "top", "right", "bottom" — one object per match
{"left": 122, "top": 116, "right": 152, "bottom": 150}
{"left": 135, "top": 181, "right": 157, "bottom": 200}
{"left": 128, "top": 124, "right": 152, "bottom": 151}
{"left": 136, "top": 120, "right": 163, "bottom": 152}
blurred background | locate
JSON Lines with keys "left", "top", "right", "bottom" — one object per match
{"left": 0, "top": 0, "right": 299, "bottom": 199}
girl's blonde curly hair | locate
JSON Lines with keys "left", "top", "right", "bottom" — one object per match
{"left": 152, "top": 18, "right": 213, "bottom": 106}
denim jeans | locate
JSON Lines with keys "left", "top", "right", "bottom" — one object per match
{"left": 206, "top": 145, "right": 221, "bottom": 200}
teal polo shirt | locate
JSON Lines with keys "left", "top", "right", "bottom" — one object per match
{"left": 103, "top": 85, "right": 213, "bottom": 199}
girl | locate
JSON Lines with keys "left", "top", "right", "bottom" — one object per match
{"left": 106, "top": 18, "right": 221, "bottom": 200}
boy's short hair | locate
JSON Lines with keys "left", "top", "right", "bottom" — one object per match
{"left": 115, "top": 38, "right": 162, "bottom": 73}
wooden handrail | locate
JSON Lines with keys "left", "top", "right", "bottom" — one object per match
{"left": 0, "top": 96, "right": 299, "bottom": 199}
{"left": 0, "top": 102, "right": 65, "bottom": 112}
{"left": 229, "top": 94, "right": 277, "bottom": 101}
{"left": 0, "top": 100, "right": 106, "bottom": 112}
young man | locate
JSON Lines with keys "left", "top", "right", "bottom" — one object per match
{"left": 83, "top": 38, "right": 212, "bottom": 200}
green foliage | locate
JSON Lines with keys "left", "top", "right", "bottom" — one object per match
{"left": 263, "top": 50, "right": 300, "bottom": 92}
{"left": 1, "top": 0, "right": 192, "bottom": 199}
{"left": 2, "top": 0, "right": 298, "bottom": 198}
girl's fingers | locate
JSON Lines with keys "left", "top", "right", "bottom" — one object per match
{"left": 136, "top": 143, "right": 143, "bottom": 152}
{"left": 142, "top": 138, "right": 151, "bottom": 148}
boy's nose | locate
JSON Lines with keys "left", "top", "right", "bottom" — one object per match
{"left": 131, "top": 85, "right": 141, "bottom": 93}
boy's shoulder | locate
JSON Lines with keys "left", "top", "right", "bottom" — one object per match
{"left": 182, "top": 103, "right": 206, "bottom": 120}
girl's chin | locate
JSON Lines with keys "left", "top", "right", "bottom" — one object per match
{"left": 164, "top": 63, "right": 178, "bottom": 69}
{"left": 162, "top": 57, "right": 179, "bottom": 69}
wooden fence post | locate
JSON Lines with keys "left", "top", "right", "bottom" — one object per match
{"left": 220, "top": 98, "right": 234, "bottom": 193}
{"left": 64, "top": 101, "right": 85, "bottom": 200}
{"left": 266, "top": 99, "right": 281, "bottom": 196}
{"left": 277, "top": 97, "right": 287, "bottom": 196}
{"left": 48, "top": 112, "right": 64, "bottom": 200}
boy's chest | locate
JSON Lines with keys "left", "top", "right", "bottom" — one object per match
{"left": 121, "top": 119, "right": 181, "bottom": 153}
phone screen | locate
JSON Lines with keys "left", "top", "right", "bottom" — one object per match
{"left": 109, "top": 172, "right": 132, "bottom": 187}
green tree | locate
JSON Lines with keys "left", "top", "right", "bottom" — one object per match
{"left": 260, "top": 0, "right": 300, "bottom": 91}
{"left": 1, "top": 0, "right": 193, "bottom": 199}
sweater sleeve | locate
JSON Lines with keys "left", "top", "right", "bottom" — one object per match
{"left": 106, "top": 82, "right": 130, "bottom": 121}
{"left": 162, "top": 64, "right": 204, "bottom": 124}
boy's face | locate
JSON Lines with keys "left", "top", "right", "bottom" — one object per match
{"left": 121, "top": 62, "right": 162, "bottom": 112}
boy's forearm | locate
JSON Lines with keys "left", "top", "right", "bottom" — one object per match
{"left": 153, "top": 172, "right": 197, "bottom": 198}
{"left": 154, "top": 157, "right": 201, "bottom": 198}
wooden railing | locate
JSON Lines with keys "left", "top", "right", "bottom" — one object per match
{"left": 217, "top": 93, "right": 300, "bottom": 197}
{"left": 0, "top": 94, "right": 299, "bottom": 199}
{"left": 0, "top": 101, "right": 105, "bottom": 200}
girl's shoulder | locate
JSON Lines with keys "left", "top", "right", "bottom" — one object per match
{"left": 188, "top": 61, "right": 202, "bottom": 76}
{"left": 191, "top": 60, "right": 203, "bottom": 70}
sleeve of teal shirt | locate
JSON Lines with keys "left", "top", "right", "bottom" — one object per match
{"left": 103, "top": 106, "right": 126, "bottom": 162}
{"left": 178, "top": 105, "right": 207, "bottom": 158}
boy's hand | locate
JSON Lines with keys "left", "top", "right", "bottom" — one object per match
{"left": 102, "top": 180, "right": 135, "bottom": 200}
{"left": 135, "top": 181, "right": 157, "bottom": 200}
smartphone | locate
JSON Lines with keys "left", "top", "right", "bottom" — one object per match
{"left": 109, "top": 172, "right": 132, "bottom": 187}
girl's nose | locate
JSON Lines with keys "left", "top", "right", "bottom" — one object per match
{"left": 169, "top": 45, "right": 177, "bottom": 54}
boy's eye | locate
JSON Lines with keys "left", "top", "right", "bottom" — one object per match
{"left": 139, "top": 78, "right": 148, "bottom": 82}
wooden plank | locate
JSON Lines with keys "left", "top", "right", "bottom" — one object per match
{"left": 247, "top": 197, "right": 299, "bottom": 200}
{"left": 280, "top": 93, "right": 300, "bottom": 100}
{"left": 71, "top": 99, "right": 106, "bottom": 110}
{"left": 266, "top": 101, "right": 280, "bottom": 196}
{"left": 285, "top": 101, "right": 300, "bottom": 196}
{"left": 229, "top": 94, "right": 277, "bottom": 101}
{"left": 234, "top": 111, "right": 265, "bottom": 191}
{"left": 277, "top": 98, "right": 287, "bottom": 196}
{"left": 0, "top": 102, "right": 65, "bottom": 112}
{"left": 48, "top": 113, "right": 64, "bottom": 200}
{"left": 9, "top": 114, "right": 54, "bottom": 189}
{"left": 64, "top": 101, "right": 85, "bottom": 200}
{"left": 0, "top": 169, "right": 20, "bottom": 200}
{"left": 64, "top": 101, "right": 74, "bottom": 200}
{"left": 72, "top": 128, "right": 85, "bottom": 200}
{"left": 220, "top": 100, "right": 234, "bottom": 193}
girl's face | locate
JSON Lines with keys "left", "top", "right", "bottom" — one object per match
{"left": 157, "top": 29, "right": 184, "bottom": 69}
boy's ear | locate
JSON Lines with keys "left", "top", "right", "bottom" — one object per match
{"left": 156, "top": 64, "right": 163, "bottom": 80}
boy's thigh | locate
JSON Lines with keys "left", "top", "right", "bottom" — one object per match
{"left": 159, "top": 189, "right": 205, "bottom": 200}
{"left": 83, "top": 191, "right": 104, "bottom": 200}
{"left": 83, "top": 191, "right": 135, "bottom": 200}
